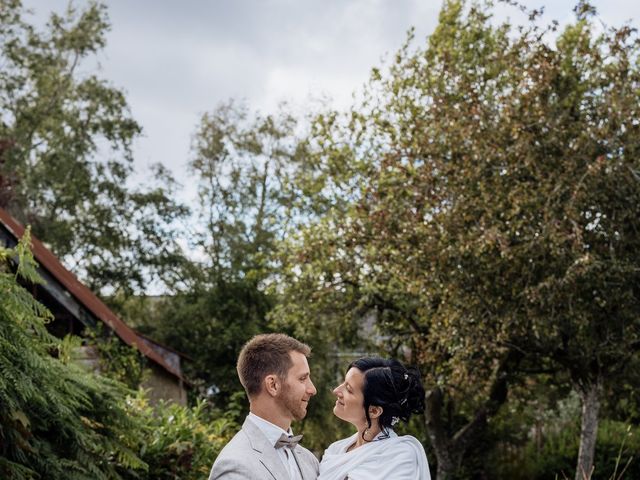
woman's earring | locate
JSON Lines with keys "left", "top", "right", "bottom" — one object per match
{"left": 364, "top": 427, "right": 370, "bottom": 441}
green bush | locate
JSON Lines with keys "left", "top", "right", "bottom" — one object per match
{"left": 491, "top": 420, "right": 640, "bottom": 480}
{"left": 0, "top": 232, "right": 146, "bottom": 479}
{"left": 0, "top": 233, "right": 237, "bottom": 479}
{"left": 594, "top": 422, "right": 640, "bottom": 480}
{"left": 129, "top": 394, "right": 237, "bottom": 480}
{"left": 86, "top": 323, "right": 148, "bottom": 390}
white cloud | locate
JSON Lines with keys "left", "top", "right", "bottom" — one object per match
{"left": 18, "top": 0, "right": 640, "bottom": 196}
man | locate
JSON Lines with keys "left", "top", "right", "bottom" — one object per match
{"left": 209, "top": 333, "right": 319, "bottom": 480}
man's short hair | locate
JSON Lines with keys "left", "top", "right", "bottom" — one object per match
{"left": 237, "top": 333, "right": 311, "bottom": 397}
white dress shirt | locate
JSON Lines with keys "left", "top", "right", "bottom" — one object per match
{"left": 248, "top": 412, "right": 303, "bottom": 480}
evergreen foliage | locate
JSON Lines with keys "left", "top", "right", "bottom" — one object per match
{"left": 0, "top": 232, "right": 236, "bottom": 479}
{"left": 0, "top": 231, "right": 146, "bottom": 479}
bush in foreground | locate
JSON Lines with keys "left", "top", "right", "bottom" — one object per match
{"left": 0, "top": 232, "right": 235, "bottom": 479}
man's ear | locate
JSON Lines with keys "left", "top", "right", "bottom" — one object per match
{"left": 264, "top": 374, "right": 281, "bottom": 397}
{"left": 369, "top": 405, "right": 383, "bottom": 419}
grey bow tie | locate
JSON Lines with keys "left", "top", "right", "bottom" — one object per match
{"left": 275, "top": 433, "right": 303, "bottom": 449}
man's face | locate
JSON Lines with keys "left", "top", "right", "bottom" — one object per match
{"left": 279, "top": 351, "right": 317, "bottom": 421}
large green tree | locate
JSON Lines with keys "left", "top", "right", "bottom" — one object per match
{"left": 0, "top": 0, "right": 188, "bottom": 297}
{"left": 136, "top": 102, "right": 315, "bottom": 401}
{"left": 273, "top": 1, "right": 640, "bottom": 478}
{"left": 189, "top": 101, "right": 306, "bottom": 281}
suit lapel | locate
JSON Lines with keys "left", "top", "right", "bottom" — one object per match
{"left": 242, "top": 418, "right": 290, "bottom": 480}
{"left": 291, "top": 446, "right": 315, "bottom": 480}
{"left": 291, "top": 447, "right": 306, "bottom": 480}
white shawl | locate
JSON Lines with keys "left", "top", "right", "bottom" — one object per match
{"left": 318, "top": 430, "right": 431, "bottom": 480}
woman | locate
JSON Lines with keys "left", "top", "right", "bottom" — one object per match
{"left": 318, "top": 358, "right": 431, "bottom": 480}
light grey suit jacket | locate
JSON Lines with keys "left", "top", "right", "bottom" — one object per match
{"left": 209, "top": 417, "right": 319, "bottom": 480}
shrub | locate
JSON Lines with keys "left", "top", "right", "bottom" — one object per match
{"left": 0, "top": 232, "right": 147, "bottom": 479}
{"left": 491, "top": 419, "right": 640, "bottom": 480}
{"left": 0, "top": 232, "right": 237, "bottom": 479}
{"left": 129, "top": 394, "right": 237, "bottom": 480}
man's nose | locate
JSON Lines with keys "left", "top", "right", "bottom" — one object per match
{"left": 308, "top": 379, "right": 317, "bottom": 396}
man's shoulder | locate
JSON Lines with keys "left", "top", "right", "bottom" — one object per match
{"left": 215, "top": 428, "right": 253, "bottom": 461}
{"left": 209, "top": 428, "right": 260, "bottom": 480}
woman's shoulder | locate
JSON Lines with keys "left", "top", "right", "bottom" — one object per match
{"left": 388, "top": 435, "right": 431, "bottom": 478}
{"left": 386, "top": 435, "right": 429, "bottom": 469}
{"left": 392, "top": 434, "right": 427, "bottom": 450}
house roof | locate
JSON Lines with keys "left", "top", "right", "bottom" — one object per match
{"left": 0, "top": 207, "right": 184, "bottom": 381}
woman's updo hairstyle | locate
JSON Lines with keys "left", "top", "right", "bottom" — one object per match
{"left": 349, "top": 357, "right": 425, "bottom": 434}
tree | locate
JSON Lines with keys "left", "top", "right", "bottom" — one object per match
{"left": 0, "top": 231, "right": 147, "bottom": 479}
{"left": 135, "top": 102, "right": 315, "bottom": 401}
{"left": 273, "top": 1, "right": 640, "bottom": 478}
{"left": 0, "top": 230, "right": 241, "bottom": 480}
{"left": 0, "top": 0, "right": 188, "bottom": 297}
{"left": 189, "top": 100, "right": 311, "bottom": 282}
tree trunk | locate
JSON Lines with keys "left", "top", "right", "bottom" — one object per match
{"left": 424, "top": 349, "right": 522, "bottom": 480}
{"left": 424, "top": 386, "right": 457, "bottom": 480}
{"left": 575, "top": 379, "right": 601, "bottom": 480}
{"left": 436, "top": 458, "right": 456, "bottom": 480}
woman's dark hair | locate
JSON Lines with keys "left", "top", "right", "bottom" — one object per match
{"left": 349, "top": 357, "right": 425, "bottom": 435}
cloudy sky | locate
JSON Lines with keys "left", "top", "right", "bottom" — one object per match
{"left": 22, "top": 1, "right": 640, "bottom": 201}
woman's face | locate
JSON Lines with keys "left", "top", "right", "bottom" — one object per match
{"left": 332, "top": 367, "right": 367, "bottom": 426}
